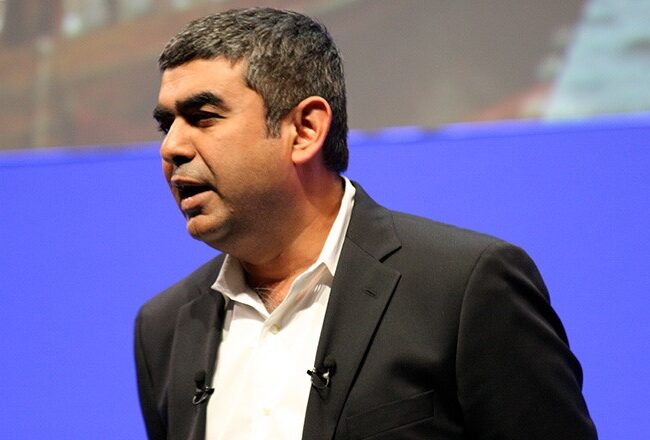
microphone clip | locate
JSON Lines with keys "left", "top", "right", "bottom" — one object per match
{"left": 307, "top": 357, "right": 336, "bottom": 389}
{"left": 192, "top": 370, "right": 214, "bottom": 405}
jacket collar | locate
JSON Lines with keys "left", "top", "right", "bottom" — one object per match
{"left": 167, "top": 256, "right": 226, "bottom": 440}
{"left": 302, "top": 183, "right": 402, "bottom": 439}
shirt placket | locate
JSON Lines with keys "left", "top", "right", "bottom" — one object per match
{"left": 249, "top": 311, "right": 286, "bottom": 438}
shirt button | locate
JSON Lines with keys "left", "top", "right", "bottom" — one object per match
{"left": 270, "top": 324, "right": 281, "bottom": 334}
{"left": 262, "top": 407, "right": 271, "bottom": 416}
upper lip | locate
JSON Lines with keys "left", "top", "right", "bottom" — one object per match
{"left": 170, "top": 176, "right": 212, "bottom": 199}
{"left": 171, "top": 175, "right": 205, "bottom": 187}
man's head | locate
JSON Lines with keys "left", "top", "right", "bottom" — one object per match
{"left": 158, "top": 7, "right": 348, "bottom": 173}
{"left": 154, "top": 8, "right": 348, "bottom": 257}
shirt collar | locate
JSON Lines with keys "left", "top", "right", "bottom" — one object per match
{"left": 316, "top": 176, "right": 356, "bottom": 276}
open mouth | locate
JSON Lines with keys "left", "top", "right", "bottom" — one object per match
{"left": 175, "top": 183, "right": 212, "bottom": 200}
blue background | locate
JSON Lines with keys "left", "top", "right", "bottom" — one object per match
{"left": 1, "top": 115, "right": 649, "bottom": 438}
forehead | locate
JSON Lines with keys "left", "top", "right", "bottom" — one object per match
{"left": 157, "top": 58, "right": 249, "bottom": 105}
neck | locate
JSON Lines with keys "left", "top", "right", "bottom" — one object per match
{"left": 242, "top": 172, "right": 344, "bottom": 308}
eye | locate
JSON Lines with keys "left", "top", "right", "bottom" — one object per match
{"left": 155, "top": 116, "right": 173, "bottom": 135}
{"left": 157, "top": 121, "right": 171, "bottom": 135}
{"left": 188, "top": 111, "right": 223, "bottom": 127}
{"left": 153, "top": 107, "right": 174, "bottom": 135}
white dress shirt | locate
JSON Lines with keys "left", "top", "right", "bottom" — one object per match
{"left": 205, "top": 178, "right": 356, "bottom": 440}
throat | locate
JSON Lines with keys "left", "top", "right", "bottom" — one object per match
{"left": 250, "top": 277, "right": 295, "bottom": 313}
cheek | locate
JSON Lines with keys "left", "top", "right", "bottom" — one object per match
{"left": 161, "top": 160, "right": 173, "bottom": 181}
{"left": 161, "top": 161, "right": 179, "bottom": 199}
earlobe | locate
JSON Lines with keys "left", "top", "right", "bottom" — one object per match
{"left": 290, "top": 96, "right": 332, "bottom": 166}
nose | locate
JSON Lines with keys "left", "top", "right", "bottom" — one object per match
{"left": 160, "top": 119, "right": 196, "bottom": 167}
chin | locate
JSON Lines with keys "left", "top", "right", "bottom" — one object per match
{"left": 186, "top": 216, "right": 229, "bottom": 249}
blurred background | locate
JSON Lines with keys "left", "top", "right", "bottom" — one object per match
{"left": 2, "top": 0, "right": 650, "bottom": 150}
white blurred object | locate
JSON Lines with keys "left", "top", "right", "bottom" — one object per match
{"left": 545, "top": 0, "right": 650, "bottom": 118}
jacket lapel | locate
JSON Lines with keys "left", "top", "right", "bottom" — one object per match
{"left": 302, "top": 184, "right": 402, "bottom": 439}
{"left": 168, "top": 268, "right": 226, "bottom": 440}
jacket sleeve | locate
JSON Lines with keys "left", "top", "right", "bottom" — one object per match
{"left": 134, "top": 310, "right": 168, "bottom": 440}
{"left": 455, "top": 242, "right": 597, "bottom": 439}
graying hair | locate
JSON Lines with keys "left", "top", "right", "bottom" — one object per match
{"left": 159, "top": 8, "right": 348, "bottom": 173}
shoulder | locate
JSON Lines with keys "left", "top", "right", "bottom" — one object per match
{"left": 348, "top": 183, "right": 516, "bottom": 266}
{"left": 348, "top": 184, "right": 533, "bottom": 285}
{"left": 137, "top": 255, "right": 225, "bottom": 325}
{"left": 134, "top": 255, "right": 225, "bottom": 385}
{"left": 381, "top": 209, "right": 546, "bottom": 302}
{"left": 387, "top": 210, "right": 523, "bottom": 268}
{"left": 390, "top": 210, "right": 503, "bottom": 251}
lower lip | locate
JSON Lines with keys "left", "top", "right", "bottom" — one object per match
{"left": 180, "top": 190, "right": 211, "bottom": 215}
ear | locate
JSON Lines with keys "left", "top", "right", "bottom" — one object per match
{"left": 288, "top": 96, "right": 332, "bottom": 166}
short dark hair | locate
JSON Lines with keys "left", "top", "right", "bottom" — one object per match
{"left": 159, "top": 8, "right": 348, "bottom": 173}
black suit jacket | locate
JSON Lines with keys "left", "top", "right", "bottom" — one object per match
{"left": 135, "top": 184, "right": 597, "bottom": 439}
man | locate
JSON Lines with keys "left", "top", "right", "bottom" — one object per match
{"left": 135, "top": 8, "right": 597, "bottom": 440}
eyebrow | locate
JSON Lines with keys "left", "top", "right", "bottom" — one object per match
{"left": 177, "top": 91, "right": 227, "bottom": 114}
{"left": 152, "top": 106, "right": 173, "bottom": 123}
{"left": 153, "top": 91, "right": 228, "bottom": 121}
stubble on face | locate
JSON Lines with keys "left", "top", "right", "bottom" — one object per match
{"left": 156, "top": 58, "right": 296, "bottom": 259}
